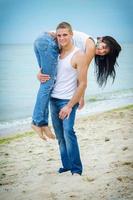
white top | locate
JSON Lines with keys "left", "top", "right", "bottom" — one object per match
{"left": 72, "top": 31, "right": 90, "bottom": 52}
{"left": 49, "top": 30, "right": 96, "bottom": 52}
{"left": 51, "top": 47, "right": 79, "bottom": 99}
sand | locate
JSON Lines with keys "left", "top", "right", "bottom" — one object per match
{"left": 0, "top": 105, "right": 133, "bottom": 200}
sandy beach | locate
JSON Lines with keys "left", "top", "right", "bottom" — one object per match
{"left": 0, "top": 105, "right": 133, "bottom": 200}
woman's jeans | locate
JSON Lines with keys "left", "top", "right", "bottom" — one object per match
{"left": 50, "top": 97, "right": 83, "bottom": 175}
{"left": 32, "top": 33, "right": 59, "bottom": 126}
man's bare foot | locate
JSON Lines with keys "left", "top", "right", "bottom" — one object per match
{"left": 42, "top": 126, "right": 55, "bottom": 139}
{"left": 31, "top": 124, "right": 47, "bottom": 140}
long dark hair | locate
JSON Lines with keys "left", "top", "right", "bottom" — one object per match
{"left": 95, "top": 36, "right": 121, "bottom": 87}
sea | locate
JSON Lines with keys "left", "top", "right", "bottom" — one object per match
{"left": 0, "top": 43, "right": 133, "bottom": 136}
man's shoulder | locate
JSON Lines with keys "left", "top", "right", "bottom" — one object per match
{"left": 74, "top": 48, "right": 85, "bottom": 58}
{"left": 72, "top": 48, "right": 86, "bottom": 64}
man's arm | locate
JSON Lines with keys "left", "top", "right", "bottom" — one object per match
{"left": 77, "top": 39, "right": 96, "bottom": 110}
{"left": 37, "top": 69, "right": 50, "bottom": 83}
{"left": 59, "top": 49, "right": 95, "bottom": 119}
{"left": 59, "top": 43, "right": 95, "bottom": 119}
{"left": 78, "top": 91, "right": 85, "bottom": 110}
{"left": 68, "top": 52, "right": 87, "bottom": 106}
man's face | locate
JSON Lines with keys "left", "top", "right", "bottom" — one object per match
{"left": 56, "top": 28, "right": 73, "bottom": 47}
{"left": 96, "top": 42, "right": 110, "bottom": 56}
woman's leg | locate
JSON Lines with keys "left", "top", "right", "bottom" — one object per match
{"left": 32, "top": 33, "right": 59, "bottom": 139}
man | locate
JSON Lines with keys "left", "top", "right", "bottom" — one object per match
{"left": 38, "top": 29, "right": 121, "bottom": 104}
{"left": 50, "top": 22, "right": 95, "bottom": 175}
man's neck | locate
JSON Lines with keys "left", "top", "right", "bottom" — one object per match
{"left": 60, "top": 43, "right": 75, "bottom": 57}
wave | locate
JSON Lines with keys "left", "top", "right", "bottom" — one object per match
{"left": 0, "top": 88, "right": 133, "bottom": 136}
{"left": 0, "top": 117, "right": 32, "bottom": 136}
{"left": 86, "top": 88, "right": 133, "bottom": 103}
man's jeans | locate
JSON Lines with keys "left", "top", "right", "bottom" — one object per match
{"left": 32, "top": 33, "right": 59, "bottom": 126}
{"left": 50, "top": 97, "right": 83, "bottom": 175}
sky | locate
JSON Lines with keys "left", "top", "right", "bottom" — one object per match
{"left": 0, "top": 0, "right": 133, "bottom": 43}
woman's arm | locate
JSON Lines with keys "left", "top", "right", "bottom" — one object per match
{"left": 85, "top": 38, "right": 96, "bottom": 66}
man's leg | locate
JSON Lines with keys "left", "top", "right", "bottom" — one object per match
{"left": 50, "top": 98, "right": 72, "bottom": 172}
{"left": 63, "top": 103, "right": 83, "bottom": 175}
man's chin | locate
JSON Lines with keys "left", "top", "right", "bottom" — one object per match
{"left": 60, "top": 43, "right": 67, "bottom": 47}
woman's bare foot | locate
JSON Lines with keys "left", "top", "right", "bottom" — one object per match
{"left": 31, "top": 124, "right": 47, "bottom": 140}
{"left": 42, "top": 126, "right": 55, "bottom": 139}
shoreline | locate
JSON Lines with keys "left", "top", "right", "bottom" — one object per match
{"left": 0, "top": 104, "right": 133, "bottom": 142}
{"left": 0, "top": 92, "right": 133, "bottom": 137}
{"left": 0, "top": 104, "right": 133, "bottom": 200}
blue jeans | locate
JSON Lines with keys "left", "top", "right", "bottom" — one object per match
{"left": 50, "top": 97, "right": 83, "bottom": 175}
{"left": 32, "top": 33, "right": 59, "bottom": 126}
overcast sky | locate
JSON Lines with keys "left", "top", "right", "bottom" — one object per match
{"left": 0, "top": 0, "right": 133, "bottom": 43}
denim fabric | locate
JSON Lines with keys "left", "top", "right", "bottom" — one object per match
{"left": 50, "top": 97, "right": 83, "bottom": 175}
{"left": 32, "top": 33, "right": 59, "bottom": 126}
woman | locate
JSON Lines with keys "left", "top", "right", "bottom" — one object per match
{"left": 32, "top": 22, "right": 121, "bottom": 140}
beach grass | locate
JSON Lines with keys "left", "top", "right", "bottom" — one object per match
{"left": 107, "top": 104, "right": 133, "bottom": 112}
{"left": 0, "top": 131, "right": 35, "bottom": 145}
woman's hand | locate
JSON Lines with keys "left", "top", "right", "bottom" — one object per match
{"left": 48, "top": 32, "right": 57, "bottom": 39}
{"left": 37, "top": 70, "right": 50, "bottom": 83}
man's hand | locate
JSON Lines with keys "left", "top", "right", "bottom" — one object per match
{"left": 59, "top": 105, "right": 72, "bottom": 120}
{"left": 78, "top": 97, "right": 85, "bottom": 110}
{"left": 37, "top": 70, "right": 50, "bottom": 83}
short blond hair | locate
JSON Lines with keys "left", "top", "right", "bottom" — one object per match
{"left": 56, "top": 22, "right": 73, "bottom": 33}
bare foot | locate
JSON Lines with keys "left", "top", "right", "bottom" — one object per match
{"left": 42, "top": 126, "right": 55, "bottom": 139}
{"left": 31, "top": 124, "right": 47, "bottom": 140}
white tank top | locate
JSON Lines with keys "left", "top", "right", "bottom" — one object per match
{"left": 51, "top": 47, "right": 79, "bottom": 99}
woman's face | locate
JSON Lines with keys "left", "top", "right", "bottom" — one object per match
{"left": 96, "top": 41, "right": 110, "bottom": 56}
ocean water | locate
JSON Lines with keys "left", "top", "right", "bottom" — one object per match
{"left": 0, "top": 43, "right": 133, "bottom": 136}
